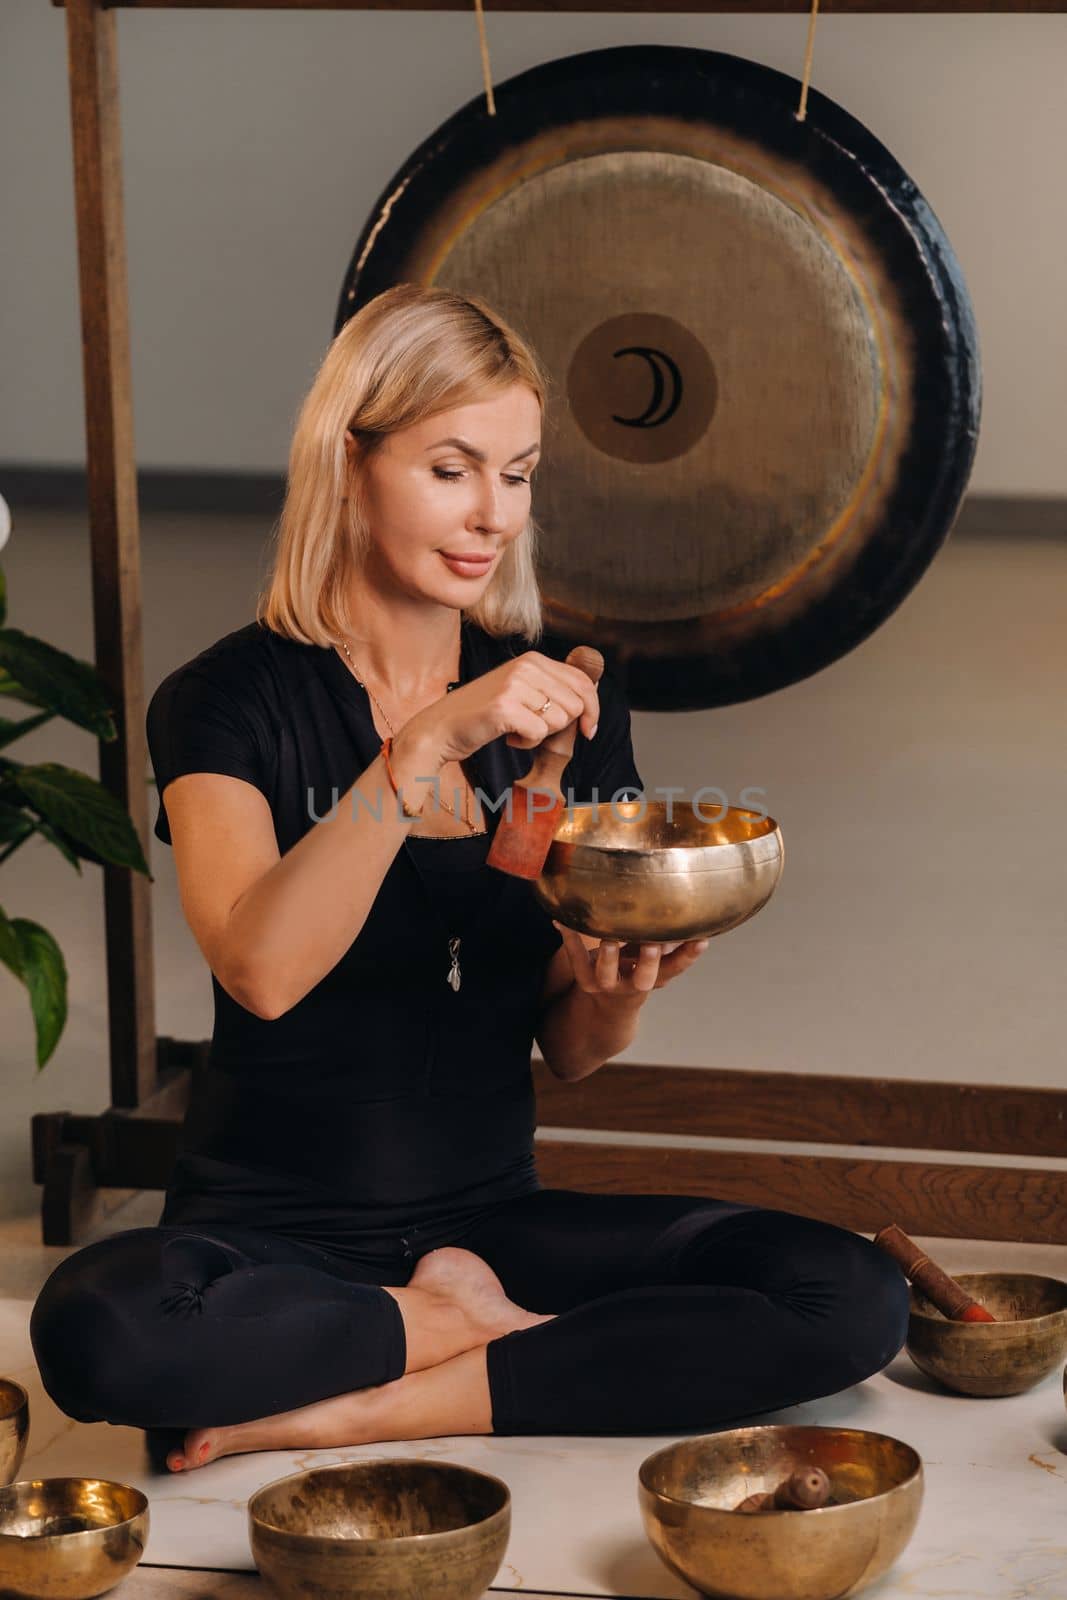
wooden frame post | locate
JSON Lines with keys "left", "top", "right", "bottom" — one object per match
{"left": 64, "top": 0, "right": 158, "bottom": 1112}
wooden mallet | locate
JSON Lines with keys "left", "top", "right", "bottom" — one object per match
{"left": 486, "top": 645, "right": 605, "bottom": 880}
{"left": 734, "top": 1467, "right": 833, "bottom": 1514}
{"left": 874, "top": 1224, "right": 997, "bottom": 1322}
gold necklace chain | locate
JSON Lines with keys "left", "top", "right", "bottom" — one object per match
{"left": 337, "top": 638, "right": 481, "bottom": 833}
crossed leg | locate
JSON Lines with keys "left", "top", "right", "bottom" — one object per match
{"left": 30, "top": 1223, "right": 541, "bottom": 1472}
{"left": 32, "top": 1193, "right": 908, "bottom": 1473}
{"left": 170, "top": 1190, "right": 910, "bottom": 1468}
{"left": 173, "top": 1247, "right": 549, "bottom": 1470}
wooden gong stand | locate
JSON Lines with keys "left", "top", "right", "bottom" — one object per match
{"left": 33, "top": 0, "right": 1067, "bottom": 1248}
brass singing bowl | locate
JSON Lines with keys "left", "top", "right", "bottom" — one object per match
{"left": 0, "top": 1381, "right": 29, "bottom": 1487}
{"left": 533, "top": 798, "right": 784, "bottom": 942}
{"left": 638, "top": 1426, "right": 923, "bottom": 1600}
{"left": 0, "top": 1478, "right": 149, "bottom": 1599}
{"left": 248, "top": 1459, "right": 511, "bottom": 1600}
{"left": 907, "top": 1273, "right": 1067, "bottom": 1397}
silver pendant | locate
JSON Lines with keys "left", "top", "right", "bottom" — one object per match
{"left": 447, "top": 936, "right": 461, "bottom": 992}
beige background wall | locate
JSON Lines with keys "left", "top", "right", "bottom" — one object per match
{"left": 1, "top": 6, "right": 1064, "bottom": 1219}
{"left": 2, "top": 5, "right": 1066, "bottom": 490}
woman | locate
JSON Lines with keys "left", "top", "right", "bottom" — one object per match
{"left": 31, "top": 284, "right": 908, "bottom": 1475}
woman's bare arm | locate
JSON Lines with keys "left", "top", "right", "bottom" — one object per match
{"left": 165, "top": 723, "right": 445, "bottom": 1020}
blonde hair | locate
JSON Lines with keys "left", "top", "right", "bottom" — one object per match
{"left": 256, "top": 283, "right": 551, "bottom": 647}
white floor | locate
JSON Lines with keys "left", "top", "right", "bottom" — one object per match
{"left": 3, "top": 1217, "right": 1065, "bottom": 1598}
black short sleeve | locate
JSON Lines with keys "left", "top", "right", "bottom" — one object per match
{"left": 567, "top": 664, "right": 644, "bottom": 803}
{"left": 146, "top": 666, "right": 273, "bottom": 846}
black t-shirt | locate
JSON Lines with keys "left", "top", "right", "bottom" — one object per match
{"left": 146, "top": 616, "right": 643, "bottom": 1235}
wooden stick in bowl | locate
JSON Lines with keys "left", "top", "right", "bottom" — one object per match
{"left": 874, "top": 1224, "right": 997, "bottom": 1322}
{"left": 735, "top": 1467, "right": 832, "bottom": 1513}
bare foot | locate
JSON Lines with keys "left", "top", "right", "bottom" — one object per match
{"left": 407, "top": 1246, "right": 553, "bottom": 1342}
{"left": 167, "top": 1386, "right": 417, "bottom": 1473}
{"left": 168, "top": 1390, "right": 362, "bottom": 1474}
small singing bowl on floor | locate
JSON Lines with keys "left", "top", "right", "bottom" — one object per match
{"left": 0, "top": 1381, "right": 29, "bottom": 1486}
{"left": 532, "top": 798, "right": 784, "bottom": 942}
{"left": 907, "top": 1272, "right": 1067, "bottom": 1397}
{"left": 248, "top": 1459, "right": 511, "bottom": 1600}
{"left": 638, "top": 1425, "right": 923, "bottom": 1600}
{"left": 0, "top": 1478, "right": 149, "bottom": 1599}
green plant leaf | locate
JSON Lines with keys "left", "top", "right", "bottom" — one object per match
{"left": 0, "top": 796, "right": 36, "bottom": 869}
{"left": 0, "top": 709, "right": 55, "bottom": 751}
{"left": 0, "top": 906, "right": 68, "bottom": 1069}
{"left": 0, "top": 801, "right": 34, "bottom": 848}
{"left": 0, "top": 757, "right": 28, "bottom": 800}
{"left": 0, "top": 786, "right": 109, "bottom": 874}
{"left": 0, "top": 906, "right": 21, "bottom": 978}
{"left": 29, "top": 818, "right": 86, "bottom": 873}
{"left": 0, "top": 630, "right": 116, "bottom": 739}
{"left": 0, "top": 670, "right": 47, "bottom": 707}
{"left": 12, "top": 763, "right": 150, "bottom": 875}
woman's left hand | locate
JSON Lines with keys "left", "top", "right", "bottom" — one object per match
{"left": 551, "top": 923, "right": 710, "bottom": 1003}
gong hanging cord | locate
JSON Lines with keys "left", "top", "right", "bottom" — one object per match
{"left": 795, "top": 0, "right": 820, "bottom": 123}
{"left": 472, "top": 0, "right": 497, "bottom": 117}
{"left": 472, "top": 1, "right": 813, "bottom": 125}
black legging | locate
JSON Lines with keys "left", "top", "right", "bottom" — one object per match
{"left": 30, "top": 1189, "right": 909, "bottom": 1440}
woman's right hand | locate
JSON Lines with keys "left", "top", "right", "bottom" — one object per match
{"left": 402, "top": 651, "right": 602, "bottom": 767}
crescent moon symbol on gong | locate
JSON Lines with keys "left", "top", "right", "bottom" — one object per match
{"left": 567, "top": 312, "right": 717, "bottom": 464}
{"left": 612, "top": 346, "right": 684, "bottom": 428}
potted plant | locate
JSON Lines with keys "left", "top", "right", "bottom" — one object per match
{"left": 0, "top": 518, "right": 151, "bottom": 1069}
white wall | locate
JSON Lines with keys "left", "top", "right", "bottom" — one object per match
{"left": 2, "top": 3, "right": 1066, "bottom": 491}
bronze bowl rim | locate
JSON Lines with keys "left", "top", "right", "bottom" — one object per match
{"left": 638, "top": 1425, "right": 923, "bottom": 1519}
{"left": 0, "top": 1382, "right": 28, "bottom": 1424}
{"left": 248, "top": 1458, "right": 512, "bottom": 1548}
{"left": 550, "top": 799, "right": 781, "bottom": 854}
{"left": 0, "top": 1477, "right": 149, "bottom": 1543}
{"left": 908, "top": 1272, "right": 1067, "bottom": 1332}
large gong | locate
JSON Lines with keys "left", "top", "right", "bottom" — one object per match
{"left": 335, "top": 46, "right": 981, "bottom": 710}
